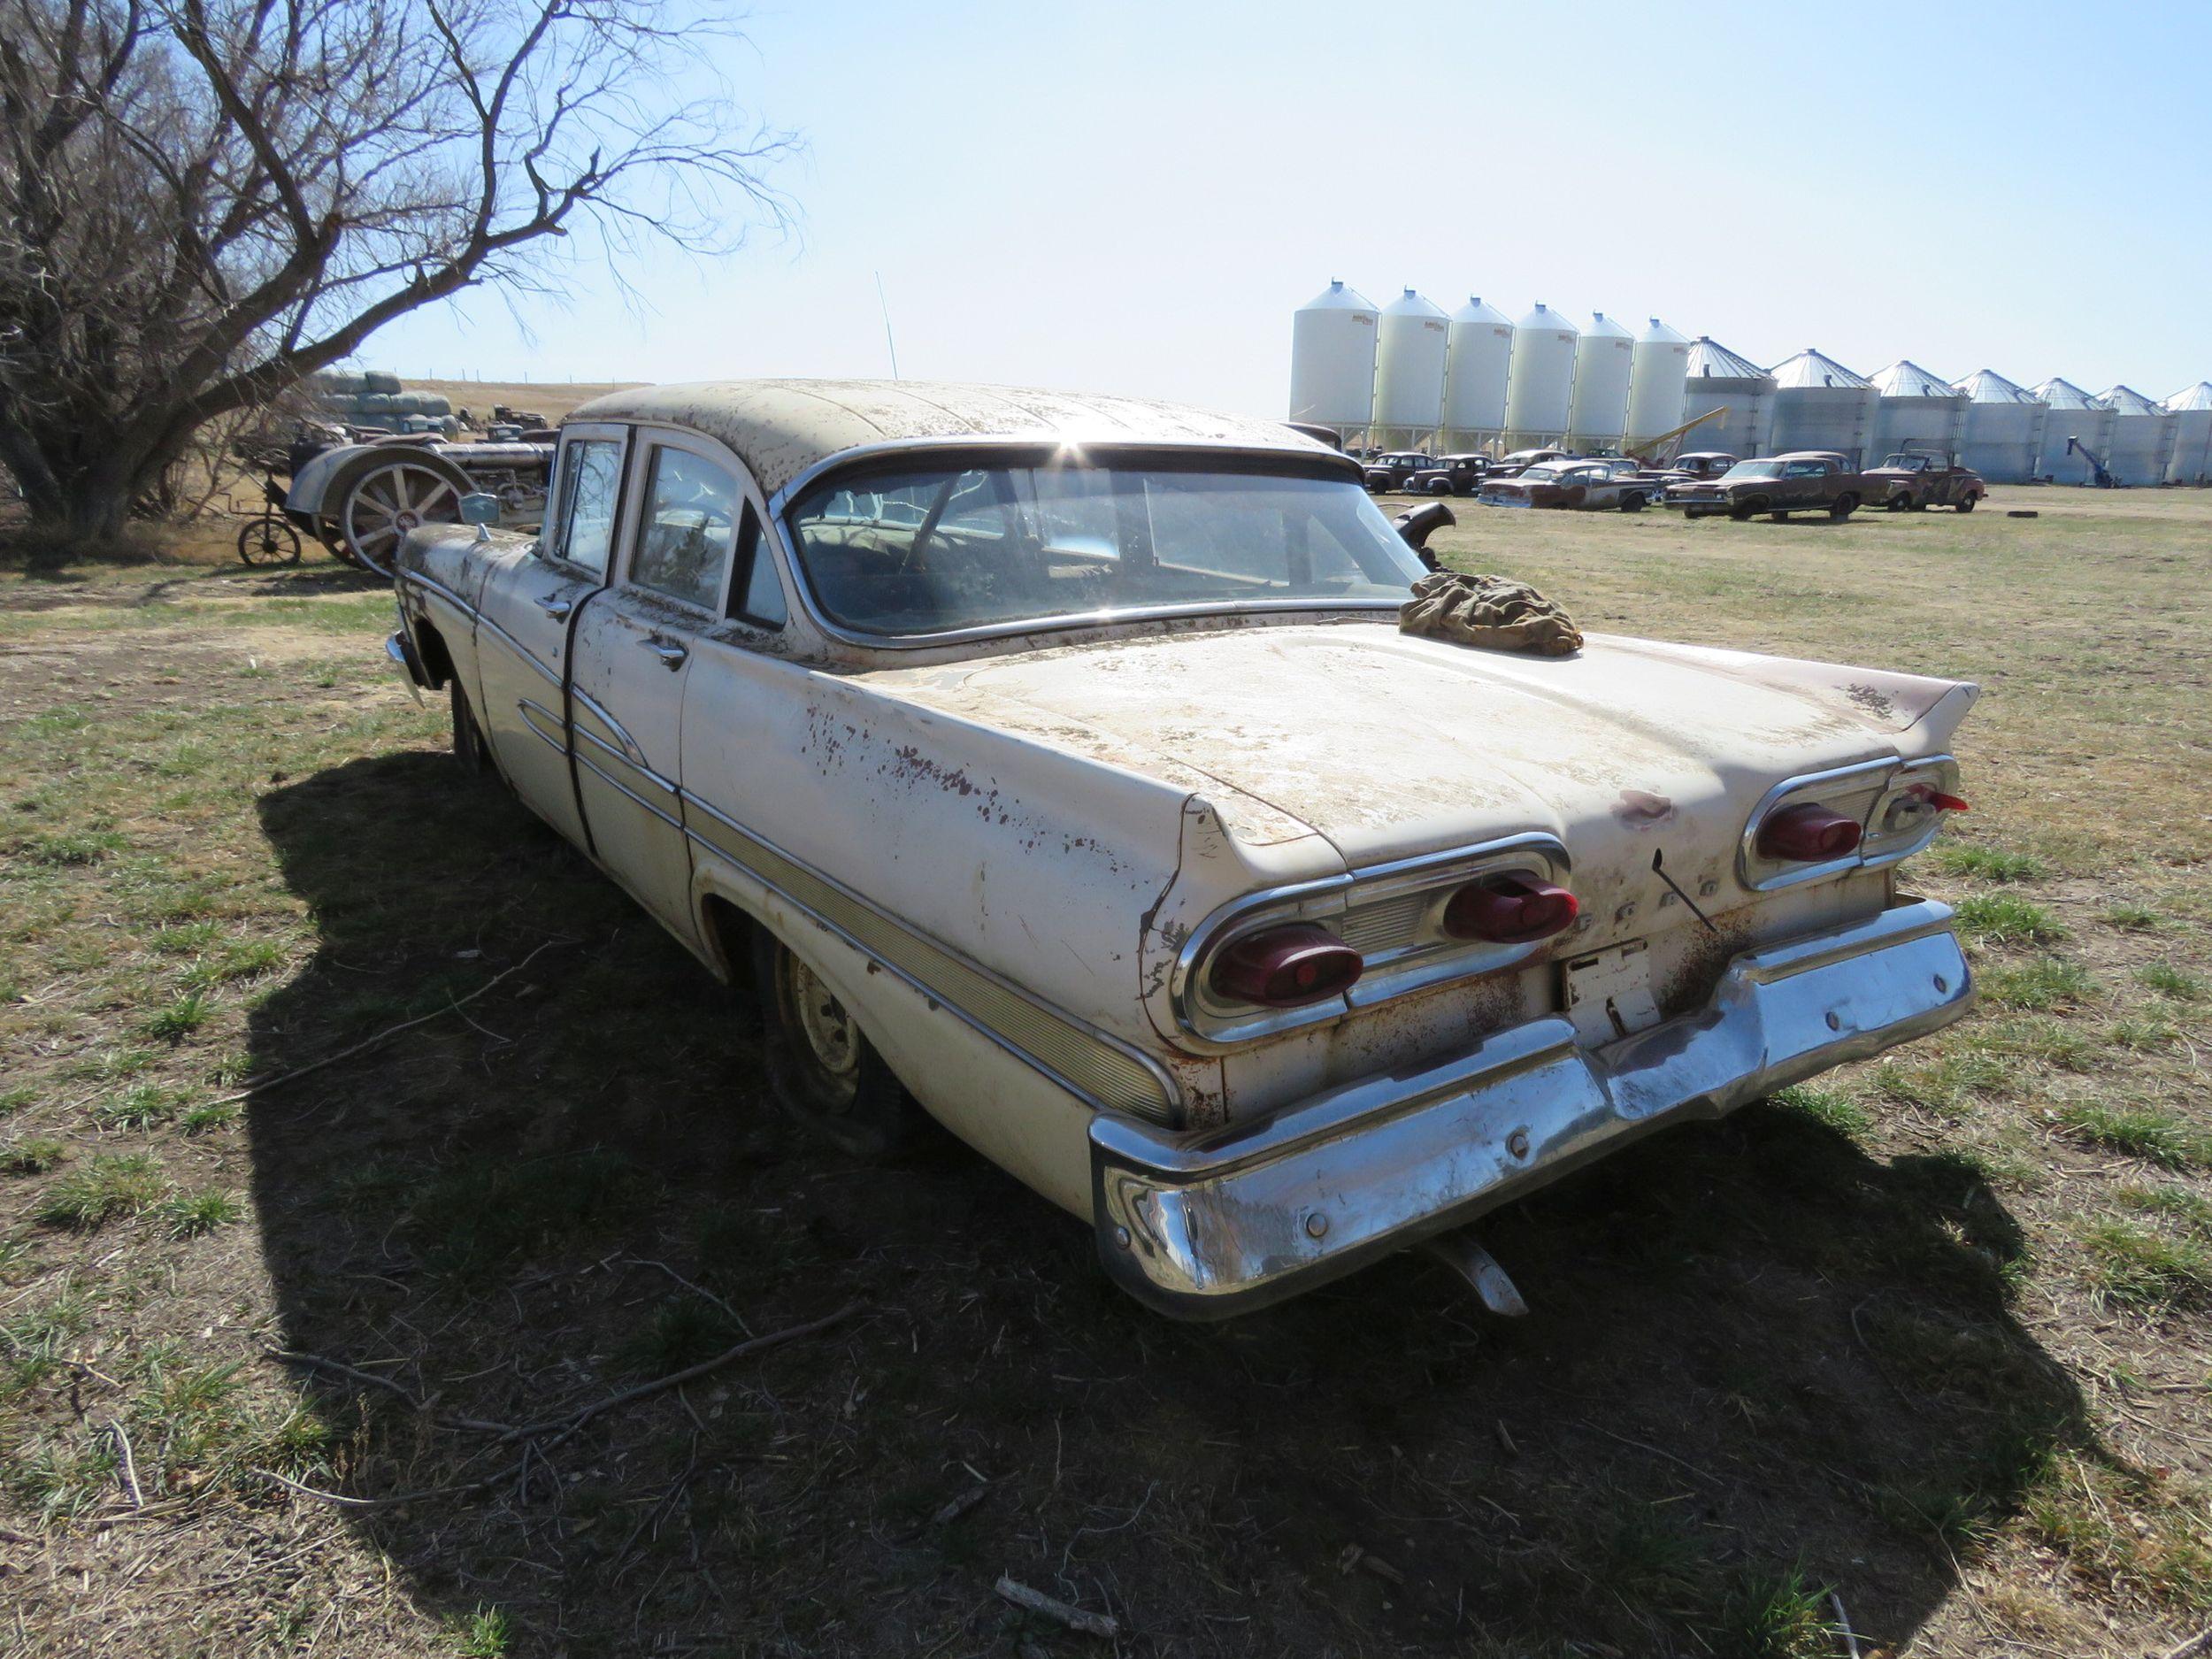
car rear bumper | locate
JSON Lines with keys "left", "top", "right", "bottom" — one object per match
{"left": 1090, "top": 896, "right": 1970, "bottom": 1319}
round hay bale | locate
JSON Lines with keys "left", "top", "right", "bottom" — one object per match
{"left": 362, "top": 370, "right": 403, "bottom": 395}
{"left": 387, "top": 392, "right": 422, "bottom": 416}
{"left": 416, "top": 393, "right": 451, "bottom": 417}
{"left": 355, "top": 393, "right": 392, "bottom": 414}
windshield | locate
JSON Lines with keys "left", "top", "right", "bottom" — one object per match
{"left": 1721, "top": 460, "right": 1784, "bottom": 480}
{"left": 786, "top": 458, "right": 1425, "bottom": 638}
{"left": 1881, "top": 455, "right": 1929, "bottom": 470}
{"left": 1519, "top": 462, "right": 1573, "bottom": 480}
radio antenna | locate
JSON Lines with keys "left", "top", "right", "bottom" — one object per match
{"left": 874, "top": 272, "right": 900, "bottom": 380}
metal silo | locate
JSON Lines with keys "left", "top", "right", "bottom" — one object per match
{"left": 1624, "top": 318, "right": 1691, "bottom": 452}
{"left": 1679, "top": 337, "right": 1775, "bottom": 457}
{"left": 1953, "top": 370, "right": 2048, "bottom": 485}
{"left": 2032, "top": 380, "right": 2115, "bottom": 481}
{"left": 1371, "top": 288, "right": 1449, "bottom": 446}
{"left": 1564, "top": 311, "right": 1635, "bottom": 452}
{"left": 2095, "top": 386, "right": 2173, "bottom": 486}
{"left": 1287, "top": 280, "right": 1379, "bottom": 435}
{"left": 1867, "top": 361, "right": 1969, "bottom": 465}
{"left": 1441, "top": 296, "right": 1514, "bottom": 449}
{"left": 2162, "top": 383, "right": 2212, "bottom": 485}
{"left": 1769, "top": 349, "right": 1878, "bottom": 464}
{"left": 1502, "top": 303, "right": 1578, "bottom": 448}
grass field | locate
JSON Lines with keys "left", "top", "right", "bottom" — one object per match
{"left": 1, "top": 481, "right": 2208, "bottom": 1657}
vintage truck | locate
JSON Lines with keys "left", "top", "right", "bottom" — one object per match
{"left": 386, "top": 380, "right": 1977, "bottom": 1318}
{"left": 1667, "top": 451, "right": 1867, "bottom": 520}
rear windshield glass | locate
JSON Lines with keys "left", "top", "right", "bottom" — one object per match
{"left": 1723, "top": 460, "right": 1784, "bottom": 480}
{"left": 786, "top": 460, "right": 1425, "bottom": 638}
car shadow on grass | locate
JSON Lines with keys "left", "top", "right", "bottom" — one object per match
{"left": 246, "top": 751, "right": 2096, "bottom": 1658}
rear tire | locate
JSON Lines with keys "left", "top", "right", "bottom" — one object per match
{"left": 1956, "top": 495, "right": 1978, "bottom": 513}
{"left": 450, "top": 677, "right": 490, "bottom": 775}
{"left": 1730, "top": 501, "right": 1758, "bottom": 521}
{"left": 1830, "top": 492, "right": 1860, "bottom": 520}
{"left": 753, "top": 931, "right": 917, "bottom": 1158}
{"left": 1620, "top": 492, "right": 1647, "bottom": 512}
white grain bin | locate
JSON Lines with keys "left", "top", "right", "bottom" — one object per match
{"left": 2032, "top": 379, "right": 2115, "bottom": 481}
{"left": 1769, "top": 349, "right": 1878, "bottom": 464}
{"left": 1678, "top": 337, "right": 1775, "bottom": 457}
{"left": 1564, "top": 311, "right": 1635, "bottom": 451}
{"left": 1287, "top": 280, "right": 1379, "bottom": 433}
{"left": 1441, "top": 296, "right": 1514, "bottom": 447}
{"left": 1502, "top": 303, "right": 1578, "bottom": 447}
{"left": 2094, "top": 385, "right": 2173, "bottom": 486}
{"left": 1371, "top": 288, "right": 1449, "bottom": 445}
{"left": 2162, "top": 383, "right": 2212, "bottom": 485}
{"left": 1953, "top": 370, "right": 2048, "bottom": 484}
{"left": 1867, "top": 361, "right": 1970, "bottom": 465}
{"left": 1624, "top": 318, "right": 1691, "bottom": 451}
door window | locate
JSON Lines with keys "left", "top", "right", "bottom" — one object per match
{"left": 555, "top": 438, "right": 626, "bottom": 575}
{"left": 632, "top": 447, "right": 739, "bottom": 611}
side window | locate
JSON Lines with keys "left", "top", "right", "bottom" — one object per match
{"left": 555, "top": 438, "right": 625, "bottom": 576}
{"left": 631, "top": 447, "right": 738, "bottom": 611}
{"left": 728, "top": 502, "right": 787, "bottom": 627}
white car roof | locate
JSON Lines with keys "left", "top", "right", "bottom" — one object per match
{"left": 566, "top": 379, "right": 1335, "bottom": 496}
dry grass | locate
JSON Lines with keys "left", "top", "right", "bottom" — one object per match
{"left": 0, "top": 479, "right": 2208, "bottom": 1656}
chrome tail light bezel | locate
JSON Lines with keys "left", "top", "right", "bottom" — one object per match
{"left": 1173, "top": 832, "right": 1572, "bottom": 1048}
{"left": 1740, "top": 754, "right": 1962, "bottom": 892}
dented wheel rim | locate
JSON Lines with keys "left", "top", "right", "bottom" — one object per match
{"left": 780, "top": 952, "right": 860, "bottom": 1105}
{"left": 342, "top": 463, "right": 461, "bottom": 577}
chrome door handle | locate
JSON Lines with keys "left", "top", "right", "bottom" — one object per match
{"left": 536, "top": 594, "right": 574, "bottom": 620}
{"left": 641, "top": 635, "right": 687, "bottom": 670}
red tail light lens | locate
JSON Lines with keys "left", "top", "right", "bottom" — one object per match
{"left": 1441, "top": 873, "right": 1580, "bottom": 943}
{"left": 1913, "top": 785, "right": 1970, "bottom": 813}
{"left": 1758, "top": 802, "right": 1863, "bottom": 862}
{"left": 1209, "top": 924, "right": 1363, "bottom": 1009}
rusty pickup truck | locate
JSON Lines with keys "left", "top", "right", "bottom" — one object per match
{"left": 1668, "top": 452, "right": 1867, "bottom": 521}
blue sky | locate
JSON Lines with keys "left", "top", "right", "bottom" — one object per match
{"left": 367, "top": 0, "right": 2212, "bottom": 412}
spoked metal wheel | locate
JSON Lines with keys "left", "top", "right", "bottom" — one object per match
{"left": 751, "top": 932, "right": 916, "bottom": 1156}
{"left": 234, "top": 514, "right": 303, "bottom": 565}
{"left": 340, "top": 460, "right": 464, "bottom": 576}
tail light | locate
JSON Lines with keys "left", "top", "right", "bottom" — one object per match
{"left": 1441, "top": 873, "right": 1579, "bottom": 943}
{"left": 1912, "top": 784, "right": 1970, "bottom": 813}
{"left": 1758, "top": 802, "right": 1863, "bottom": 862}
{"left": 1209, "top": 924, "right": 1363, "bottom": 1009}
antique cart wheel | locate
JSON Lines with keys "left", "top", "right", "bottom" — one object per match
{"left": 753, "top": 932, "right": 916, "bottom": 1157}
{"left": 234, "top": 515, "right": 302, "bottom": 565}
{"left": 336, "top": 456, "right": 470, "bottom": 576}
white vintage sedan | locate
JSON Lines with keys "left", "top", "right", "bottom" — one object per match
{"left": 386, "top": 380, "right": 1978, "bottom": 1319}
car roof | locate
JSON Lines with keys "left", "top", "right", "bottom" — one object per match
{"left": 567, "top": 379, "right": 1335, "bottom": 496}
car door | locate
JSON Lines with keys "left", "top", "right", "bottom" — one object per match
{"left": 565, "top": 434, "right": 743, "bottom": 951}
{"left": 1780, "top": 459, "right": 1825, "bottom": 507}
{"left": 471, "top": 424, "right": 629, "bottom": 850}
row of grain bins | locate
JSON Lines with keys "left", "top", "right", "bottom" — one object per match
{"left": 1289, "top": 282, "right": 2212, "bottom": 483}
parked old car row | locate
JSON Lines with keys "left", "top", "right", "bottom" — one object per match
{"left": 386, "top": 380, "right": 1980, "bottom": 1321}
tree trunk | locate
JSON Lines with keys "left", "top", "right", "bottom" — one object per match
{"left": 1, "top": 415, "right": 154, "bottom": 545}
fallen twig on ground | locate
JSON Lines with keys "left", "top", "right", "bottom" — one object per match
{"left": 107, "top": 1418, "right": 143, "bottom": 1509}
{"left": 2161, "top": 1629, "right": 2212, "bottom": 1659}
{"left": 994, "top": 1576, "right": 1120, "bottom": 1640}
{"left": 497, "top": 1302, "right": 862, "bottom": 1444}
{"left": 203, "top": 940, "right": 569, "bottom": 1106}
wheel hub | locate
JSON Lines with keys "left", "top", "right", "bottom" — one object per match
{"left": 784, "top": 955, "right": 859, "bottom": 1090}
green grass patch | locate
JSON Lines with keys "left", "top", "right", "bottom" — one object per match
{"left": 2103, "top": 902, "right": 2162, "bottom": 931}
{"left": 1717, "top": 1563, "right": 1839, "bottom": 1658}
{"left": 93, "top": 1084, "right": 192, "bottom": 1133}
{"left": 0, "top": 1086, "right": 35, "bottom": 1116}
{"left": 2057, "top": 1104, "right": 2212, "bottom": 1171}
{"left": 161, "top": 1187, "right": 242, "bottom": 1239}
{"left": 18, "top": 828, "right": 127, "bottom": 866}
{"left": 180, "top": 1101, "right": 239, "bottom": 1134}
{"left": 2024, "top": 1456, "right": 2212, "bottom": 1612}
{"left": 179, "top": 938, "right": 286, "bottom": 992}
{"left": 1870, "top": 1049, "right": 2014, "bottom": 1116}
{"left": 449, "top": 1604, "right": 514, "bottom": 1657}
{"left": 1930, "top": 844, "right": 2047, "bottom": 882}
{"left": 1982, "top": 957, "right": 2097, "bottom": 1011}
{"left": 4, "top": 1138, "right": 67, "bottom": 1175}
{"left": 1955, "top": 894, "right": 2067, "bottom": 947}
{"left": 1770, "top": 1084, "right": 1870, "bottom": 1135}
{"left": 140, "top": 989, "right": 216, "bottom": 1041}
{"left": 2138, "top": 964, "right": 2206, "bottom": 1002}
{"left": 35, "top": 1152, "right": 166, "bottom": 1228}
{"left": 2085, "top": 1221, "right": 2212, "bottom": 1311}
{"left": 2116, "top": 1187, "right": 2212, "bottom": 1236}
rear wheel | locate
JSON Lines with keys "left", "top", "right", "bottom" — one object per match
{"left": 1730, "top": 500, "right": 1758, "bottom": 521}
{"left": 1956, "top": 494, "right": 1978, "bottom": 513}
{"left": 235, "top": 515, "right": 302, "bottom": 565}
{"left": 1620, "top": 492, "right": 1647, "bottom": 512}
{"left": 753, "top": 931, "right": 917, "bottom": 1157}
{"left": 1830, "top": 492, "right": 1860, "bottom": 520}
{"left": 1429, "top": 479, "right": 1453, "bottom": 496}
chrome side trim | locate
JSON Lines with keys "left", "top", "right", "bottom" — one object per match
{"left": 516, "top": 697, "right": 567, "bottom": 754}
{"left": 397, "top": 567, "right": 478, "bottom": 621}
{"left": 1094, "top": 897, "right": 1973, "bottom": 1318}
{"left": 477, "top": 607, "right": 565, "bottom": 690}
{"left": 570, "top": 687, "right": 652, "bottom": 771}
{"left": 572, "top": 723, "right": 678, "bottom": 801}
{"left": 681, "top": 791, "right": 1180, "bottom": 1125}
{"left": 1169, "top": 831, "right": 1572, "bottom": 1048}
{"left": 578, "top": 751, "right": 684, "bottom": 831}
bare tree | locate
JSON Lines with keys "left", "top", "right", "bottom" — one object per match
{"left": 0, "top": 0, "right": 795, "bottom": 540}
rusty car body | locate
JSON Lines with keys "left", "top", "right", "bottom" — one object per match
{"left": 1477, "top": 457, "right": 1657, "bottom": 511}
{"left": 1406, "top": 454, "right": 1490, "bottom": 496}
{"left": 1865, "top": 451, "right": 1986, "bottom": 512}
{"left": 1667, "top": 451, "right": 1867, "bottom": 520}
{"left": 385, "top": 380, "right": 1978, "bottom": 1318}
{"left": 1361, "top": 450, "right": 1434, "bottom": 492}
{"left": 1637, "top": 451, "right": 1739, "bottom": 488}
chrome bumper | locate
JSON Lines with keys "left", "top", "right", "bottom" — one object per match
{"left": 1091, "top": 898, "right": 1971, "bottom": 1319}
